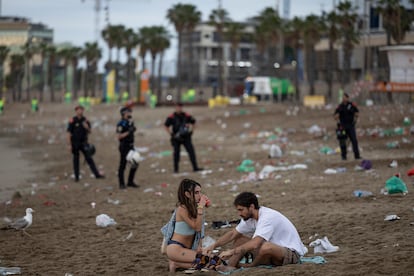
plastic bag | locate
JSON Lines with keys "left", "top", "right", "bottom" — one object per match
{"left": 96, "top": 214, "right": 117, "bottom": 227}
{"left": 384, "top": 176, "right": 408, "bottom": 195}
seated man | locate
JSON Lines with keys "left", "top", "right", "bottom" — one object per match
{"left": 205, "top": 192, "right": 307, "bottom": 271}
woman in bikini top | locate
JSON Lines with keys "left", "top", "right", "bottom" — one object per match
{"left": 166, "top": 179, "right": 208, "bottom": 272}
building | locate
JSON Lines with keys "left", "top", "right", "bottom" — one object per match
{"left": 0, "top": 16, "right": 53, "bottom": 51}
{"left": 180, "top": 22, "right": 255, "bottom": 92}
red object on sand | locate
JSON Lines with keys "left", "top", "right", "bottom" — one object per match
{"left": 407, "top": 168, "right": 414, "bottom": 176}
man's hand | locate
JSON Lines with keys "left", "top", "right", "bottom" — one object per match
{"left": 82, "top": 121, "right": 89, "bottom": 130}
{"left": 219, "top": 249, "right": 235, "bottom": 260}
{"left": 128, "top": 125, "right": 136, "bottom": 133}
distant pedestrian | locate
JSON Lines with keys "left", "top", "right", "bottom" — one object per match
{"left": 164, "top": 103, "right": 203, "bottom": 173}
{"left": 334, "top": 93, "right": 361, "bottom": 160}
{"left": 67, "top": 105, "right": 104, "bottom": 182}
{"left": 116, "top": 106, "right": 139, "bottom": 189}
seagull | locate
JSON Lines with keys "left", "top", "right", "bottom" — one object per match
{"left": 4, "top": 208, "right": 35, "bottom": 236}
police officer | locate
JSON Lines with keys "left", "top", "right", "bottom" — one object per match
{"left": 334, "top": 93, "right": 361, "bottom": 160}
{"left": 116, "top": 107, "right": 139, "bottom": 189}
{"left": 67, "top": 105, "right": 104, "bottom": 182}
{"left": 164, "top": 102, "right": 203, "bottom": 173}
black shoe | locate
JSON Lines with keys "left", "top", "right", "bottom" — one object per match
{"left": 194, "top": 167, "right": 204, "bottom": 172}
{"left": 127, "top": 182, "right": 140, "bottom": 188}
{"left": 119, "top": 185, "right": 126, "bottom": 190}
{"left": 355, "top": 156, "right": 361, "bottom": 160}
{"left": 341, "top": 157, "right": 347, "bottom": 161}
{"left": 96, "top": 174, "right": 105, "bottom": 179}
{"left": 74, "top": 178, "right": 79, "bottom": 182}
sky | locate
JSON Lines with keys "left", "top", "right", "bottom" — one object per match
{"left": 2, "top": 0, "right": 337, "bottom": 73}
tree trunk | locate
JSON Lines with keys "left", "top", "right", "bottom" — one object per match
{"left": 157, "top": 51, "right": 164, "bottom": 103}
{"left": 176, "top": 32, "right": 183, "bottom": 100}
{"left": 151, "top": 54, "right": 156, "bottom": 94}
{"left": 326, "top": 42, "right": 334, "bottom": 101}
{"left": 126, "top": 52, "right": 131, "bottom": 94}
{"left": 188, "top": 30, "right": 194, "bottom": 87}
{"left": 50, "top": 65, "right": 55, "bottom": 102}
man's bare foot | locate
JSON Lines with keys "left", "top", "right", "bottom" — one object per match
{"left": 216, "top": 265, "right": 237, "bottom": 272}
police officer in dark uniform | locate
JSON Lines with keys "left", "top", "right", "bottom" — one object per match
{"left": 334, "top": 93, "right": 361, "bottom": 160}
{"left": 67, "top": 105, "right": 104, "bottom": 182}
{"left": 164, "top": 102, "right": 203, "bottom": 173}
{"left": 116, "top": 107, "right": 139, "bottom": 189}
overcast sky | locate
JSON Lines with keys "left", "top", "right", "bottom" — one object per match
{"left": 2, "top": 0, "right": 336, "bottom": 73}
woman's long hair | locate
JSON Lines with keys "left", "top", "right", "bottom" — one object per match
{"left": 177, "top": 178, "right": 201, "bottom": 219}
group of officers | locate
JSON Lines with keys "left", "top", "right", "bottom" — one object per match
{"left": 67, "top": 102, "right": 203, "bottom": 189}
{"left": 67, "top": 93, "right": 360, "bottom": 189}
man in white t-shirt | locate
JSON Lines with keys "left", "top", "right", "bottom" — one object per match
{"left": 204, "top": 192, "right": 307, "bottom": 271}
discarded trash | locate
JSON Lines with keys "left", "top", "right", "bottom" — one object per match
{"left": 336, "top": 167, "right": 347, "bottom": 173}
{"left": 407, "top": 167, "right": 414, "bottom": 176}
{"left": 107, "top": 198, "right": 121, "bottom": 205}
{"left": 384, "top": 176, "right": 408, "bottom": 195}
{"left": 403, "top": 117, "right": 411, "bottom": 126}
{"left": 96, "top": 214, "right": 117, "bottom": 227}
{"left": 237, "top": 159, "right": 255, "bottom": 172}
{"left": 353, "top": 190, "right": 373, "bottom": 197}
{"left": 320, "top": 146, "right": 335, "bottom": 155}
{"left": 324, "top": 168, "right": 337, "bottom": 174}
{"left": 121, "top": 231, "right": 133, "bottom": 241}
{"left": 0, "top": 267, "right": 21, "bottom": 275}
{"left": 309, "top": 236, "right": 339, "bottom": 254}
{"left": 386, "top": 141, "right": 399, "bottom": 149}
{"left": 359, "top": 159, "right": 372, "bottom": 170}
{"left": 268, "top": 144, "right": 282, "bottom": 158}
{"left": 143, "top": 188, "right": 155, "bottom": 193}
{"left": 389, "top": 160, "right": 398, "bottom": 168}
{"left": 91, "top": 202, "right": 96, "bottom": 209}
{"left": 384, "top": 214, "right": 400, "bottom": 221}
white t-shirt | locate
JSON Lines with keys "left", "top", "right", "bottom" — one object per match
{"left": 235, "top": 206, "right": 306, "bottom": 256}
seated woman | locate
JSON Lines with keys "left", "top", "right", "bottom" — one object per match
{"left": 163, "top": 178, "right": 222, "bottom": 272}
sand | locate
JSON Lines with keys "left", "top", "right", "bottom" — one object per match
{"left": 0, "top": 102, "right": 413, "bottom": 276}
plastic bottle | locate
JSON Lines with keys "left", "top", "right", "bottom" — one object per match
{"left": 353, "top": 190, "right": 373, "bottom": 197}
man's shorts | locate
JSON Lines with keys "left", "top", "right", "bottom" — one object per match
{"left": 282, "top": 248, "right": 300, "bottom": 265}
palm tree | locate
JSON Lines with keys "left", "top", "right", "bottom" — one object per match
{"left": 45, "top": 45, "right": 57, "bottom": 102}
{"left": 101, "top": 24, "right": 119, "bottom": 70}
{"left": 377, "top": 0, "right": 412, "bottom": 45}
{"left": 302, "top": 14, "right": 324, "bottom": 95}
{"left": 123, "top": 28, "right": 140, "bottom": 95}
{"left": 35, "top": 41, "right": 49, "bottom": 102}
{"left": 58, "top": 46, "right": 82, "bottom": 98}
{"left": 183, "top": 5, "right": 201, "bottom": 86}
{"left": 82, "top": 42, "right": 102, "bottom": 97}
{"left": 324, "top": 11, "right": 340, "bottom": 100}
{"left": 209, "top": 8, "right": 231, "bottom": 96}
{"left": 0, "top": 46, "right": 10, "bottom": 100}
{"left": 138, "top": 26, "right": 152, "bottom": 71}
{"left": 166, "top": 3, "right": 201, "bottom": 99}
{"left": 337, "top": 1, "right": 359, "bottom": 89}
{"left": 145, "top": 26, "right": 171, "bottom": 101}
{"left": 22, "top": 41, "right": 35, "bottom": 101}
{"left": 284, "top": 16, "right": 304, "bottom": 102}
{"left": 8, "top": 54, "right": 25, "bottom": 102}
{"left": 148, "top": 26, "right": 165, "bottom": 94}
{"left": 253, "top": 7, "right": 282, "bottom": 75}
{"left": 224, "top": 21, "right": 244, "bottom": 95}
{"left": 156, "top": 35, "right": 170, "bottom": 102}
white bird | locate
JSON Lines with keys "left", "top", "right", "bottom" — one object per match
{"left": 4, "top": 208, "right": 35, "bottom": 236}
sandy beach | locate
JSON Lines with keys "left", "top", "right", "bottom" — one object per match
{"left": 0, "top": 101, "right": 413, "bottom": 276}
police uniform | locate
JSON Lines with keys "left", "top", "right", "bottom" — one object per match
{"left": 164, "top": 111, "right": 201, "bottom": 173}
{"left": 67, "top": 113, "right": 101, "bottom": 181}
{"left": 334, "top": 99, "right": 361, "bottom": 160}
{"left": 116, "top": 108, "right": 138, "bottom": 189}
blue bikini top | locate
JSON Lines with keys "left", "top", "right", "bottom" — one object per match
{"left": 174, "top": 221, "right": 196, "bottom": 235}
